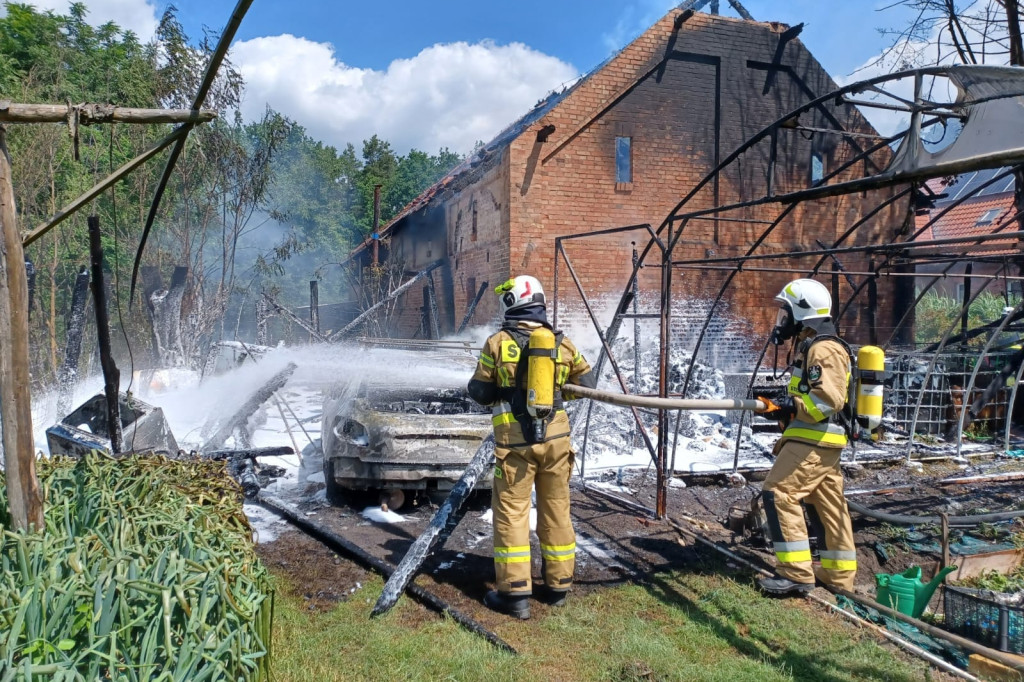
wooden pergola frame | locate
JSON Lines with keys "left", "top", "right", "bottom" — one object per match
{"left": 0, "top": 0, "right": 253, "bottom": 533}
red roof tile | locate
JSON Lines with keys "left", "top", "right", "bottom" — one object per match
{"left": 915, "top": 193, "right": 1019, "bottom": 255}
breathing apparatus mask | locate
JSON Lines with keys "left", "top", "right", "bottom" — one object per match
{"left": 770, "top": 305, "right": 801, "bottom": 346}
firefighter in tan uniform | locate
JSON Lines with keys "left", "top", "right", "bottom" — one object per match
{"left": 757, "top": 278, "right": 858, "bottom": 596}
{"left": 467, "top": 275, "right": 597, "bottom": 619}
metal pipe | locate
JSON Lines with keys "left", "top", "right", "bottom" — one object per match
{"left": 672, "top": 264, "right": 1024, "bottom": 280}
{"left": 953, "top": 297, "right": 1023, "bottom": 457}
{"left": 671, "top": 229, "right": 1024, "bottom": 266}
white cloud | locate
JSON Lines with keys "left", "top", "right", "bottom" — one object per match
{"left": 11, "top": 0, "right": 160, "bottom": 41}
{"left": 231, "top": 35, "right": 580, "bottom": 156}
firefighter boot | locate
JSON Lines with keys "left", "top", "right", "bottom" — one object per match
{"left": 484, "top": 590, "right": 531, "bottom": 619}
{"left": 758, "top": 576, "right": 814, "bottom": 597}
{"left": 536, "top": 585, "right": 568, "bottom": 607}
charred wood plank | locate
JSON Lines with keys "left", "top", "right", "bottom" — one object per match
{"left": 258, "top": 491, "right": 515, "bottom": 654}
{"left": 329, "top": 260, "right": 443, "bottom": 341}
{"left": 310, "top": 280, "right": 320, "bottom": 337}
{"left": 201, "top": 362, "right": 297, "bottom": 451}
{"left": 202, "top": 445, "right": 294, "bottom": 461}
{"left": 457, "top": 280, "right": 488, "bottom": 335}
{"left": 88, "top": 216, "right": 123, "bottom": 454}
{"left": 372, "top": 436, "right": 495, "bottom": 616}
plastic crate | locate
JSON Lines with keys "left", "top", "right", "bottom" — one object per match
{"left": 944, "top": 585, "right": 1024, "bottom": 654}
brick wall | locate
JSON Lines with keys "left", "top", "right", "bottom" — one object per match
{"left": 505, "top": 10, "right": 906, "bottom": 355}
{"left": 375, "top": 9, "right": 910, "bottom": 360}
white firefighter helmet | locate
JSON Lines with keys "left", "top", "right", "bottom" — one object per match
{"left": 496, "top": 275, "right": 545, "bottom": 314}
{"left": 775, "top": 278, "right": 832, "bottom": 323}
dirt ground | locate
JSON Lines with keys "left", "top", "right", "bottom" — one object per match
{"left": 254, "top": 453, "right": 1024, "bottom": 671}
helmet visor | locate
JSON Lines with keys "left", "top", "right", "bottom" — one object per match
{"left": 775, "top": 306, "right": 792, "bottom": 329}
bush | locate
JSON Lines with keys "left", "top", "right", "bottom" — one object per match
{"left": 915, "top": 291, "right": 1018, "bottom": 346}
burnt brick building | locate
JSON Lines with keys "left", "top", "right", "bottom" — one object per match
{"left": 349, "top": 9, "right": 906, "bottom": 355}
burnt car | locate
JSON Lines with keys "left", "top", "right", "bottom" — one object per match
{"left": 321, "top": 349, "right": 492, "bottom": 509}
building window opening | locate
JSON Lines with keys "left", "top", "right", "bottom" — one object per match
{"left": 811, "top": 152, "right": 824, "bottom": 184}
{"left": 976, "top": 208, "right": 1002, "bottom": 226}
{"left": 615, "top": 136, "right": 632, "bottom": 184}
{"left": 471, "top": 201, "right": 478, "bottom": 242}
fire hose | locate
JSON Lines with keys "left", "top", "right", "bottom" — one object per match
{"left": 846, "top": 498, "right": 1024, "bottom": 528}
{"left": 562, "top": 384, "right": 767, "bottom": 412}
{"left": 564, "top": 385, "right": 1024, "bottom": 528}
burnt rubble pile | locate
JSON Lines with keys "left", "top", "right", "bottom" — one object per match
{"left": 570, "top": 337, "right": 772, "bottom": 474}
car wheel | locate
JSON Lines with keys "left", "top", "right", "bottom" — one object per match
{"left": 324, "top": 459, "right": 348, "bottom": 507}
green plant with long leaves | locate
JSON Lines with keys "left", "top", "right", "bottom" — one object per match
{"left": 0, "top": 454, "right": 273, "bottom": 680}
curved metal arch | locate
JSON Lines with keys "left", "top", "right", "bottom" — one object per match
{"left": 954, "top": 297, "right": 1024, "bottom": 457}
{"left": 677, "top": 130, "right": 911, "bottom": 398}
{"left": 904, "top": 263, "right": 1010, "bottom": 458}
{"left": 1002, "top": 353, "right": 1024, "bottom": 450}
{"left": 881, "top": 168, "right": 1019, "bottom": 348}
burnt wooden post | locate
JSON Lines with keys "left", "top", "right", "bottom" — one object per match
{"left": 0, "top": 127, "right": 44, "bottom": 532}
{"left": 425, "top": 272, "right": 441, "bottom": 340}
{"left": 55, "top": 266, "right": 91, "bottom": 419}
{"left": 309, "top": 280, "right": 320, "bottom": 339}
{"left": 255, "top": 298, "right": 268, "bottom": 345}
{"left": 456, "top": 280, "right": 488, "bottom": 335}
{"left": 141, "top": 264, "right": 188, "bottom": 366}
{"left": 372, "top": 184, "right": 382, "bottom": 267}
{"left": 88, "top": 216, "right": 123, "bottom": 454}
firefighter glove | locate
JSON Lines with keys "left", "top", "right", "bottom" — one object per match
{"left": 757, "top": 395, "right": 796, "bottom": 422}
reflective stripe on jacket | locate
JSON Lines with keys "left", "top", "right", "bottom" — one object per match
{"left": 780, "top": 334, "right": 850, "bottom": 449}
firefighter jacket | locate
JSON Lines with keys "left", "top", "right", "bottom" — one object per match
{"left": 779, "top": 330, "right": 852, "bottom": 450}
{"left": 468, "top": 321, "right": 595, "bottom": 447}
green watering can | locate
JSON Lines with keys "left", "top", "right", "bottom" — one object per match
{"left": 875, "top": 565, "right": 958, "bottom": 618}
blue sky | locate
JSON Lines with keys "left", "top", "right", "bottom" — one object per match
{"left": 166, "top": 0, "right": 914, "bottom": 78}
{"left": 22, "top": 0, "right": 920, "bottom": 154}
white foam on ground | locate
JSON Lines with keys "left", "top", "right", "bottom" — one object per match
{"left": 477, "top": 506, "right": 536, "bottom": 531}
{"left": 361, "top": 506, "right": 407, "bottom": 523}
{"left": 244, "top": 502, "right": 288, "bottom": 544}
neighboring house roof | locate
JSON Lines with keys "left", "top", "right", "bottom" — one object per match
{"left": 936, "top": 167, "right": 1016, "bottom": 205}
{"left": 919, "top": 193, "right": 1019, "bottom": 256}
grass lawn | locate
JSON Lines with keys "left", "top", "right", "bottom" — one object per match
{"left": 269, "top": 556, "right": 940, "bottom": 682}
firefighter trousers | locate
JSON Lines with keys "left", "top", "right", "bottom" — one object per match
{"left": 762, "top": 440, "right": 857, "bottom": 590}
{"left": 492, "top": 436, "right": 575, "bottom": 594}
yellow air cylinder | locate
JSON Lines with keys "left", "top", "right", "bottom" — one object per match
{"left": 856, "top": 345, "right": 885, "bottom": 439}
{"left": 527, "top": 327, "right": 556, "bottom": 421}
